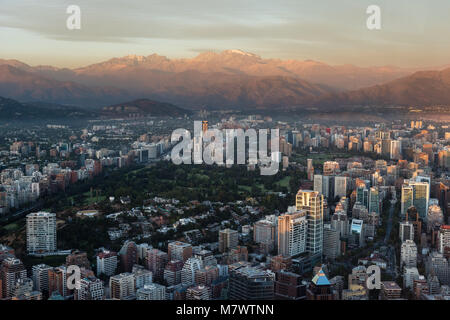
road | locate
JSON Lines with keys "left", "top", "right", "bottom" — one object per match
{"left": 11, "top": 201, "right": 44, "bottom": 218}
{"left": 383, "top": 199, "right": 398, "bottom": 278}
{"left": 383, "top": 200, "right": 396, "bottom": 244}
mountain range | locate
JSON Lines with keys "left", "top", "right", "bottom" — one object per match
{"left": 0, "top": 50, "right": 450, "bottom": 110}
{"left": 316, "top": 68, "right": 450, "bottom": 108}
{"left": 0, "top": 64, "right": 131, "bottom": 107}
{"left": 0, "top": 96, "right": 96, "bottom": 121}
{"left": 0, "top": 96, "right": 191, "bottom": 121}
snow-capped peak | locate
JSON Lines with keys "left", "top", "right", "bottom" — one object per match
{"left": 225, "top": 50, "right": 260, "bottom": 58}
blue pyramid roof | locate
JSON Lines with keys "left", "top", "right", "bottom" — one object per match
{"left": 311, "top": 268, "right": 331, "bottom": 286}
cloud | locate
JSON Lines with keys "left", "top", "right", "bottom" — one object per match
{"left": 0, "top": 0, "right": 369, "bottom": 43}
{"left": 0, "top": 0, "right": 449, "bottom": 67}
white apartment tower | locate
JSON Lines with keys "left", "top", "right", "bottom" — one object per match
{"left": 401, "top": 240, "right": 418, "bottom": 268}
{"left": 75, "top": 277, "right": 104, "bottom": 300}
{"left": 109, "top": 272, "right": 135, "bottom": 300}
{"left": 96, "top": 250, "right": 118, "bottom": 277}
{"left": 277, "top": 210, "right": 308, "bottom": 257}
{"left": 26, "top": 211, "right": 56, "bottom": 254}
{"left": 296, "top": 190, "right": 324, "bottom": 256}
{"left": 181, "top": 257, "right": 203, "bottom": 287}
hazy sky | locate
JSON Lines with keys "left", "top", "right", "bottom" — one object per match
{"left": 0, "top": 0, "right": 449, "bottom": 68}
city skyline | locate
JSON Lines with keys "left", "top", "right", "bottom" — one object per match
{"left": 1, "top": 0, "right": 450, "bottom": 307}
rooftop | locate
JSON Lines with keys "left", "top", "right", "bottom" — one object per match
{"left": 311, "top": 268, "right": 331, "bottom": 286}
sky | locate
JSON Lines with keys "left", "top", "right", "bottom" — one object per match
{"left": 0, "top": 0, "right": 449, "bottom": 68}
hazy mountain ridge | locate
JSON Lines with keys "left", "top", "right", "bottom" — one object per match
{"left": 0, "top": 64, "right": 132, "bottom": 107}
{"left": 0, "top": 95, "right": 97, "bottom": 120}
{"left": 34, "top": 50, "right": 419, "bottom": 90}
{"left": 0, "top": 57, "right": 336, "bottom": 108}
{"left": 316, "top": 67, "right": 450, "bottom": 108}
{"left": 0, "top": 51, "right": 449, "bottom": 110}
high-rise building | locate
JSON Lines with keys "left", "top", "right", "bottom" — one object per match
{"left": 75, "top": 276, "right": 104, "bottom": 300}
{"left": 195, "top": 265, "right": 219, "bottom": 286}
{"left": 350, "top": 219, "right": 365, "bottom": 247}
{"left": 334, "top": 176, "right": 348, "bottom": 199}
{"left": 145, "top": 249, "right": 168, "bottom": 282}
{"left": 194, "top": 250, "right": 217, "bottom": 267}
{"left": 109, "top": 273, "right": 135, "bottom": 300}
{"left": 307, "top": 159, "right": 314, "bottom": 181}
{"left": 390, "top": 140, "right": 402, "bottom": 160}
{"left": 314, "top": 174, "right": 324, "bottom": 196}
{"left": 368, "top": 187, "right": 380, "bottom": 214}
{"left": 402, "top": 181, "right": 430, "bottom": 219}
{"left": 426, "top": 251, "right": 450, "bottom": 286}
{"left": 277, "top": 210, "right": 308, "bottom": 257}
{"left": 96, "top": 250, "right": 117, "bottom": 277}
{"left": 136, "top": 283, "right": 166, "bottom": 300}
{"left": 132, "top": 264, "right": 153, "bottom": 289}
{"left": 181, "top": 257, "right": 202, "bottom": 287}
{"left": 219, "top": 229, "right": 239, "bottom": 253}
{"left": 357, "top": 186, "right": 369, "bottom": 209}
{"left": 381, "top": 138, "right": 392, "bottom": 157}
{"left": 399, "top": 222, "right": 415, "bottom": 242}
{"left": 401, "top": 185, "right": 414, "bottom": 217}
{"left": 253, "top": 219, "right": 277, "bottom": 253}
{"left": 331, "top": 211, "right": 349, "bottom": 238}
{"left": 1, "top": 258, "right": 27, "bottom": 298}
{"left": 229, "top": 266, "right": 274, "bottom": 300}
{"left": 296, "top": 190, "right": 324, "bottom": 256}
{"left": 403, "top": 267, "right": 420, "bottom": 289}
{"left": 439, "top": 225, "right": 450, "bottom": 254}
{"left": 433, "top": 182, "right": 449, "bottom": 219}
{"left": 405, "top": 207, "right": 423, "bottom": 244}
{"left": 323, "top": 224, "right": 340, "bottom": 260}
{"left": 274, "top": 270, "right": 306, "bottom": 300}
{"left": 119, "top": 241, "right": 138, "bottom": 273}
{"left": 411, "top": 181, "right": 430, "bottom": 219}
{"left": 314, "top": 175, "right": 332, "bottom": 199}
{"left": 401, "top": 240, "right": 418, "bottom": 268}
{"left": 32, "top": 264, "right": 52, "bottom": 295}
{"left": 48, "top": 266, "right": 68, "bottom": 298}
{"left": 26, "top": 212, "right": 56, "bottom": 254}
{"left": 168, "top": 241, "right": 192, "bottom": 262}
{"left": 164, "top": 260, "right": 184, "bottom": 286}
